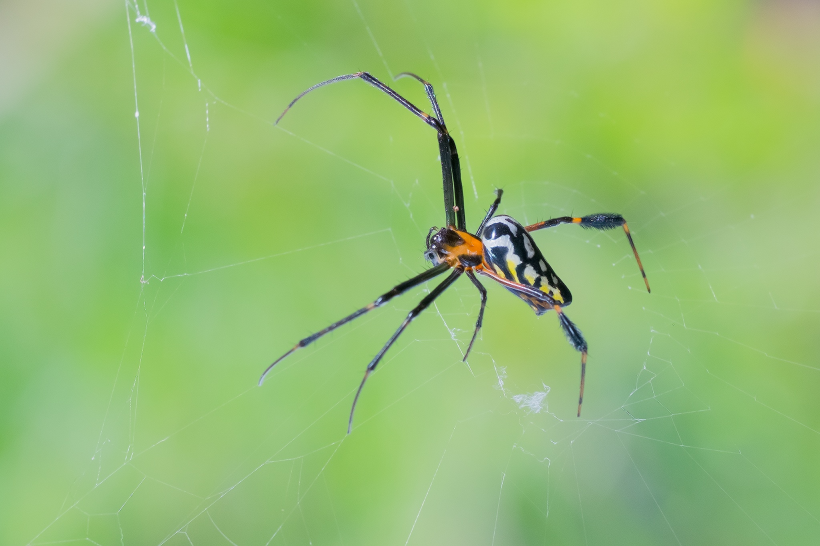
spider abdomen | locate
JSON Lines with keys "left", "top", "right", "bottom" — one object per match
{"left": 481, "top": 215, "right": 572, "bottom": 314}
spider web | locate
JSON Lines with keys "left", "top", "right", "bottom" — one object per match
{"left": 5, "top": 0, "right": 820, "bottom": 544}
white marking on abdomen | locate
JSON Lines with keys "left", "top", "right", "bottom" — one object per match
{"left": 483, "top": 234, "right": 522, "bottom": 268}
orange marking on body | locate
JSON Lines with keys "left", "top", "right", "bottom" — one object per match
{"left": 578, "top": 351, "right": 587, "bottom": 417}
{"left": 440, "top": 230, "right": 484, "bottom": 269}
{"left": 476, "top": 261, "right": 502, "bottom": 278}
{"left": 572, "top": 217, "right": 582, "bottom": 223}
{"left": 621, "top": 222, "right": 650, "bottom": 293}
{"left": 450, "top": 230, "right": 484, "bottom": 255}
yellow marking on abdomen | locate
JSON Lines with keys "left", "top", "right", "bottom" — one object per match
{"left": 506, "top": 260, "right": 520, "bottom": 282}
{"left": 539, "top": 283, "right": 563, "bottom": 303}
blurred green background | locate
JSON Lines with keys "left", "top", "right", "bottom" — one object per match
{"left": 2, "top": 0, "right": 820, "bottom": 544}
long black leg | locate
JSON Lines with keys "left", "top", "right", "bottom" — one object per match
{"left": 447, "top": 135, "right": 465, "bottom": 230}
{"left": 554, "top": 304, "right": 588, "bottom": 417}
{"left": 476, "top": 189, "right": 503, "bottom": 235}
{"left": 477, "top": 267, "right": 588, "bottom": 417}
{"left": 275, "top": 72, "right": 461, "bottom": 230}
{"left": 395, "top": 72, "right": 465, "bottom": 231}
{"left": 275, "top": 72, "right": 440, "bottom": 131}
{"left": 438, "top": 133, "right": 457, "bottom": 229}
{"left": 259, "top": 263, "right": 450, "bottom": 385}
{"left": 348, "top": 268, "right": 463, "bottom": 433}
{"left": 395, "top": 72, "right": 446, "bottom": 125}
{"left": 463, "top": 270, "right": 487, "bottom": 363}
{"left": 525, "top": 213, "right": 650, "bottom": 293}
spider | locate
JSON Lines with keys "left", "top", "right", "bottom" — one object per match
{"left": 259, "top": 72, "right": 650, "bottom": 433}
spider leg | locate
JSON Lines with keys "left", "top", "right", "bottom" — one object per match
{"left": 275, "top": 72, "right": 439, "bottom": 130}
{"left": 275, "top": 72, "right": 463, "bottom": 230}
{"left": 462, "top": 270, "right": 487, "bottom": 363}
{"left": 554, "top": 305, "right": 588, "bottom": 417}
{"left": 395, "top": 72, "right": 466, "bottom": 230}
{"left": 476, "top": 267, "right": 588, "bottom": 417}
{"left": 348, "top": 268, "right": 463, "bottom": 433}
{"left": 395, "top": 72, "right": 446, "bottom": 125}
{"left": 525, "top": 213, "right": 650, "bottom": 293}
{"left": 258, "top": 262, "right": 450, "bottom": 386}
{"left": 476, "top": 189, "right": 503, "bottom": 235}
{"left": 475, "top": 266, "right": 555, "bottom": 302}
{"left": 444, "top": 134, "right": 463, "bottom": 230}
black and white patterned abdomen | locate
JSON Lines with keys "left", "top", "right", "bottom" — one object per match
{"left": 481, "top": 215, "right": 572, "bottom": 314}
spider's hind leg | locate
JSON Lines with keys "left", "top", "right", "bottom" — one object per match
{"left": 554, "top": 305, "right": 588, "bottom": 418}
{"left": 577, "top": 213, "right": 627, "bottom": 230}
{"left": 525, "top": 213, "right": 650, "bottom": 293}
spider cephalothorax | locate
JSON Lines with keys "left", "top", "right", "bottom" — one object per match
{"left": 425, "top": 227, "right": 483, "bottom": 269}
{"left": 260, "top": 71, "right": 650, "bottom": 432}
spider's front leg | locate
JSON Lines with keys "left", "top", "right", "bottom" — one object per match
{"left": 275, "top": 71, "right": 466, "bottom": 231}
{"left": 348, "top": 269, "right": 463, "bottom": 433}
{"left": 259, "top": 263, "right": 450, "bottom": 386}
